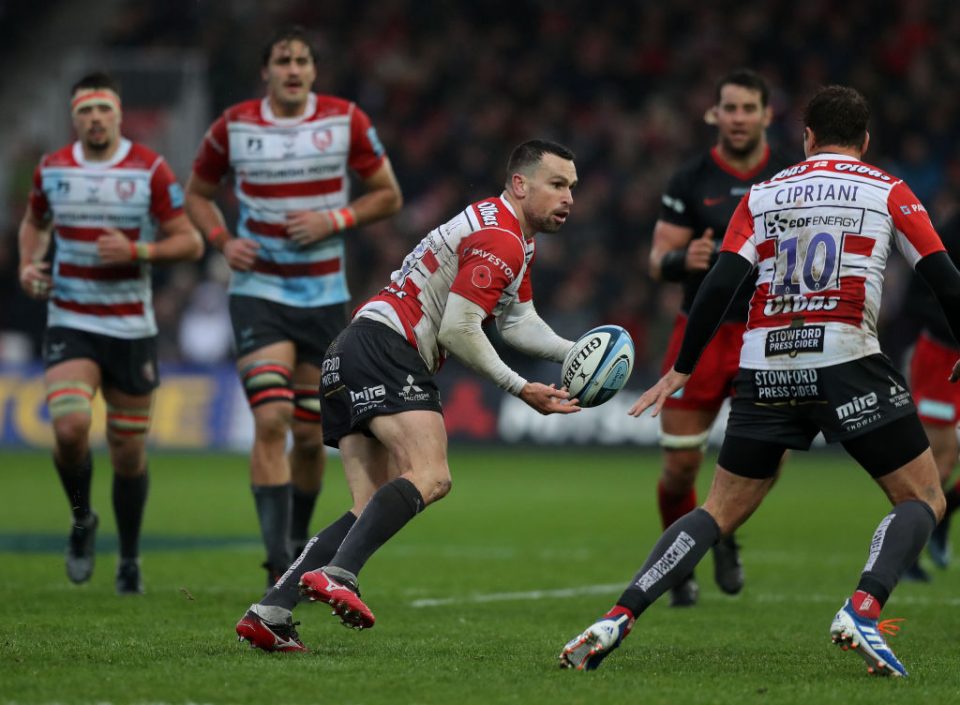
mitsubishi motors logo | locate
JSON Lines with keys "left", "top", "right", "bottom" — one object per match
{"left": 400, "top": 375, "right": 430, "bottom": 402}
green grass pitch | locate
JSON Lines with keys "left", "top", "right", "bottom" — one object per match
{"left": 1, "top": 447, "right": 959, "bottom": 704}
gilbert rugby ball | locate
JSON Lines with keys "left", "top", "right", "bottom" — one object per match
{"left": 561, "top": 325, "right": 634, "bottom": 408}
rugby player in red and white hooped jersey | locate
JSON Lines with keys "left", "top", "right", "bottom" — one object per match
{"left": 236, "top": 139, "right": 581, "bottom": 651}
{"left": 562, "top": 86, "right": 960, "bottom": 677}
{"left": 17, "top": 72, "right": 203, "bottom": 594}
{"left": 185, "top": 26, "right": 403, "bottom": 585}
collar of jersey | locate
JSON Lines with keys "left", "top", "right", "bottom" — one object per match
{"left": 71, "top": 138, "right": 132, "bottom": 169}
{"left": 260, "top": 93, "right": 318, "bottom": 125}
{"left": 805, "top": 151, "right": 857, "bottom": 163}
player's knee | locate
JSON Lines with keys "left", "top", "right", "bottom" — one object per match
{"left": 52, "top": 412, "right": 93, "bottom": 450}
{"left": 290, "top": 419, "right": 324, "bottom": 452}
{"left": 425, "top": 474, "right": 452, "bottom": 504}
{"left": 253, "top": 403, "right": 294, "bottom": 440}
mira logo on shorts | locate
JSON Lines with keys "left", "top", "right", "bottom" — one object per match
{"left": 350, "top": 384, "right": 386, "bottom": 409}
{"left": 835, "top": 391, "right": 881, "bottom": 430}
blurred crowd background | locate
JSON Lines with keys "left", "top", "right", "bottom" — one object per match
{"left": 2, "top": 0, "right": 959, "bottom": 384}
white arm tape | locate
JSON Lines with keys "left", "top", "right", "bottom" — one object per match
{"left": 496, "top": 299, "right": 574, "bottom": 363}
{"left": 438, "top": 293, "right": 527, "bottom": 396}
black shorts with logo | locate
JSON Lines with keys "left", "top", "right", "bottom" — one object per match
{"left": 43, "top": 326, "right": 159, "bottom": 396}
{"left": 320, "top": 318, "right": 442, "bottom": 448}
{"left": 725, "top": 354, "right": 918, "bottom": 448}
{"left": 229, "top": 295, "right": 347, "bottom": 367}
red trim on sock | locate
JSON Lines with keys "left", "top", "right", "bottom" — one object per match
{"left": 657, "top": 480, "right": 697, "bottom": 529}
{"left": 852, "top": 590, "right": 882, "bottom": 619}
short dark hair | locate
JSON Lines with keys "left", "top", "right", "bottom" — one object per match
{"left": 71, "top": 72, "right": 120, "bottom": 97}
{"left": 261, "top": 26, "right": 317, "bottom": 67}
{"left": 506, "top": 139, "right": 575, "bottom": 180}
{"left": 803, "top": 85, "right": 870, "bottom": 149}
{"left": 715, "top": 69, "right": 769, "bottom": 107}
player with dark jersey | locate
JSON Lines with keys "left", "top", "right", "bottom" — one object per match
{"left": 648, "top": 69, "right": 792, "bottom": 606}
{"left": 904, "top": 212, "right": 960, "bottom": 569}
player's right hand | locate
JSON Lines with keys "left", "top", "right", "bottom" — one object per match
{"left": 628, "top": 368, "right": 690, "bottom": 418}
{"left": 684, "top": 227, "right": 715, "bottom": 271}
{"left": 19, "top": 261, "right": 52, "bottom": 300}
{"left": 519, "top": 383, "right": 581, "bottom": 415}
{"left": 222, "top": 238, "right": 260, "bottom": 271}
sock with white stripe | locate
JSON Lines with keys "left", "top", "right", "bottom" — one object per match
{"left": 617, "top": 508, "right": 719, "bottom": 616}
{"left": 854, "top": 499, "right": 936, "bottom": 611}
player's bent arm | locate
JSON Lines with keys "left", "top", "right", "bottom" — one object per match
{"left": 17, "top": 211, "right": 53, "bottom": 297}
{"left": 18, "top": 210, "right": 51, "bottom": 269}
{"left": 649, "top": 220, "right": 695, "bottom": 282}
{"left": 438, "top": 293, "right": 527, "bottom": 395}
{"left": 151, "top": 213, "right": 204, "bottom": 263}
{"left": 916, "top": 251, "right": 960, "bottom": 346}
{"left": 185, "top": 173, "right": 231, "bottom": 247}
{"left": 496, "top": 300, "right": 574, "bottom": 362}
{"left": 352, "top": 158, "right": 403, "bottom": 225}
{"left": 672, "top": 252, "right": 753, "bottom": 374}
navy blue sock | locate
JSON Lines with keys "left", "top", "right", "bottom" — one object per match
{"left": 113, "top": 470, "right": 149, "bottom": 559}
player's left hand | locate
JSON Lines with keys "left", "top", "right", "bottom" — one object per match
{"left": 628, "top": 369, "right": 691, "bottom": 418}
{"left": 950, "top": 359, "right": 960, "bottom": 383}
{"left": 287, "top": 210, "right": 336, "bottom": 246}
{"left": 97, "top": 228, "right": 135, "bottom": 264}
{"left": 519, "top": 382, "right": 581, "bottom": 415}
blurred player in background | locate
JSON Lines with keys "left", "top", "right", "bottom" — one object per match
{"left": 185, "top": 26, "right": 403, "bottom": 585}
{"left": 647, "top": 69, "right": 792, "bottom": 606}
{"left": 561, "top": 86, "right": 958, "bottom": 677}
{"left": 17, "top": 72, "right": 203, "bottom": 594}
{"left": 236, "top": 139, "right": 581, "bottom": 651}
{"left": 904, "top": 212, "right": 960, "bottom": 572}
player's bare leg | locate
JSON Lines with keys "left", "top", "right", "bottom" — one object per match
{"left": 289, "top": 361, "right": 325, "bottom": 555}
{"left": 102, "top": 385, "right": 153, "bottom": 594}
{"left": 46, "top": 359, "right": 101, "bottom": 584}
{"left": 300, "top": 410, "right": 449, "bottom": 628}
{"left": 238, "top": 341, "right": 297, "bottom": 584}
{"left": 659, "top": 406, "right": 743, "bottom": 604}
{"left": 831, "top": 447, "right": 944, "bottom": 677}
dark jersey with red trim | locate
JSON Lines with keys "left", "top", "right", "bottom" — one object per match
{"left": 721, "top": 153, "right": 945, "bottom": 369}
{"left": 902, "top": 212, "right": 960, "bottom": 347}
{"left": 191, "top": 93, "right": 386, "bottom": 307}
{"left": 355, "top": 194, "right": 533, "bottom": 372}
{"left": 659, "top": 145, "right": 793, "bottom": 320}
{"left": 30, "top": 139, "right": 184, "bottom": 338}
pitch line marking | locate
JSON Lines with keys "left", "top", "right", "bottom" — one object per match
{"left": 409, "top": 584, "right": 960, "bottom": 608}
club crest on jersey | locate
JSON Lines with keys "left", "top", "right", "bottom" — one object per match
{"left": 312, "top": 128, "right": 333, "bottom": 152}
{"left": 471, "top": 265, "right": 492, "bottom": 288}
{"left": 115, "top": 178, "right": 136, "bottom": 201}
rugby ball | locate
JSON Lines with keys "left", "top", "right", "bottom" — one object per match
{"left": 561, "top": 325, "right": 634, "bottom": 408}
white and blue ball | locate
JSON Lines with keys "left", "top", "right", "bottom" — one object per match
{"left": 561, "top": 325, "right": 635, "bottom": 408}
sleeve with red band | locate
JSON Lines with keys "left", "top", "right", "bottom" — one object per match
{"left": 192, "top": 115, "right": 231, "bottom": 184}
{"left": 28, "top": 163, "right": 50, "bottom": 222}
{"left": 348, "top": 105, "right": 386, "bottom": 178}
{"left": 149, "top": 158, "right": 184, "bottom": 222}
{"left": 888, "top": 181, "right": 945, "bottom": 268}
{"left": 719, "top": 194, "right": 758, "bottom": 265}
{"left": 449, "top": 229, "right": 526, "bottom": 315}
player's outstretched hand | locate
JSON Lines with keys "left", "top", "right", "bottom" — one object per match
{"left": 951, "top": 358, "right": 960, "bottom": 383}
{"left": 628, "top": 369, "right": 691, "bottom": 418}
{"left": 519, "top": 383, "right": 581, "bottom": 416}
{"left": 287, "top": 210, "right": 336, "bottom": 246}
{"left": 222, "top": 238, "right": 260, "bottom": 271}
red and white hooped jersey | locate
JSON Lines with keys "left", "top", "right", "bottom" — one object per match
{"left": 355, "top": 194, "right": 534, "bottom": 372}
{"left": 721, "top": 152, "right": 944, "bottom": 369}
{"left": 30, "top": 139, "right": 184, "bottom": 338}
{"left": 192, "top": 93, "right": 386, "bottom": 307}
